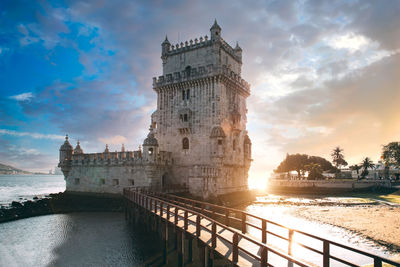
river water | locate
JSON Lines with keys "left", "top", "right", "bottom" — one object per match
{"left": 0, "top": 175, "right": 65, "bottom": 205}
{"left": 0, "top": 212, "right": 161, "bottom": 266}
{"left": 0, "top": 175, "right": 399, "bottom": 266}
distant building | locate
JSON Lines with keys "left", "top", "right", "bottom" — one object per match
{"left": 59, "top": 21, "right": 252, "bottom": 199}
{"left": 350, "top": 161, "right": 400, "bottom": 180}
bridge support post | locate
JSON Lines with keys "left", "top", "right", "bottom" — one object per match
{"left": 207, "top": 246, "right": 213, "bottom": 267}
{"left": 162, "top": 220, "right": 169, "bottom": 264}
{"left": 198, "top": 240, "right": 206, "bottom": 267}
{"left": 177, "top": 229, "right": 185, "bottom": 267}
{"left": 186, "top": 233, "right": 193, "bottom": 263}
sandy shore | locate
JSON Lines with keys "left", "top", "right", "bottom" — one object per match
{"left": 294, "top": 204, "right": 400, "bottom": 251}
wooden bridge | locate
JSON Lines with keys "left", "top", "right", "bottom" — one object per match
{"left": 123, "top": 187, "right": 400, "bottom": 267}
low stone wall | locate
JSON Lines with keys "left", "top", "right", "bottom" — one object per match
{"left": 267, "top": 179, "right": 392, "bottom": 193}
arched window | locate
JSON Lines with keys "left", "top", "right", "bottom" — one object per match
{"left": 182, "top": 138, "right": 189, "bottom": 149}
{"left": 182, "top": 90, "right": 186, "bottom": 100}
{"left": 187, "top": 89, "right": 190, "bottom": 99}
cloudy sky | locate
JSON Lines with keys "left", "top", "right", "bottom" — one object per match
{"left": 1, "top": 0, "right": 399, "bottom": 184}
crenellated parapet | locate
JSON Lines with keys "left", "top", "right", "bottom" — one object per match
{"left": 153, "top": 64, "right": 250, "bottom": 93}
{"left": 163, "top": 35, "right": 242, "bottom": 64}
{"left": 70, "top": 150, "right": 172, "bottom": 166}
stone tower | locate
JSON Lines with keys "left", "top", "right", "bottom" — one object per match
{"left": 152, "top": 20, "right": 252, "bottom": 198}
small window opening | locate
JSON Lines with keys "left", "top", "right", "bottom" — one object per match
{"left": 100, "top": 178, "right": 105, "bottom": 185}
{"left": 182, "top": 90, "right": 186, "bottom": 100}
{"left": 185, "top": 66, "right": 191, "bottom": 77}
{"left": 128, "top": 179, "right": 135, "bottom": 186}
{"left": 187, "top": 89, "right": 190, "bottom": 99}
{"left": 218, "top": 140, "right": 223, "bottom": 145}
{"left": 113, "top": 179, "right": 119, "bottom": 186}
{"left": 182, "top": 138, "right": 189, "bottom": 149}
{"left": 183, "top": 114, "right": 188, "bottom": 122}
{"left": 148, "top": 148, "right": 153, "bottom": 155}
{"left": 74, "top": 178, "right": 80, "bottom": 185}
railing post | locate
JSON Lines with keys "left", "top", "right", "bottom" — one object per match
{"left": 288, "top": 229, "right": 294, "bottom": 267}
{"left": 175, "top": 207, "right": 179, "bottom": 225}
{"left": 262, "top": 220, "right": 267, "bottom": 244}
{"left": 323, "top": 240, "right": 330, "bottom": 267}
{"left": 184, "top": 210, "right": 188, "bottom": 230}
{"left": 212, "top": 222, "right": 217, "bottom": 248}
{"left": 241, "top": 212, "right": 246, "bottom": 234}
{"left": 225, "top": 209, "right": 229, "bottom": 226}
{"left": 196, "top": 214, "right": 201, "bottom": 237}
{"left": 288, "top": 229, "right": 293, "bottom": 255}
{"left": 232, "top": 233, "right": 239, "bottom": 264}
{"left": 374, "top": 257, "right": 382, "bottom": 267}
{"left": 167, "top": 204, "right": 170, "bottom": 220}
{"left": 160, "top": 201, "right": 163, "bottom": 217}
{"left": 155, "top": 199, "right": 158, "bottom": 214}
{"left": 261, "top": 246, "right": 268, "bottom": 267}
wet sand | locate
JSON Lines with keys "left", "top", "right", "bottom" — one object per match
{"left": 293, "top": 204, "right": 400, "bottom": 251}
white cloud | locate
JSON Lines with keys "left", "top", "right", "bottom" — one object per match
{"left": 328, "top": 33, "right": 370, "bottom": 52}
{"left": 98, "top": 135, "right": 127, "bottom": 145}
{"left": 0, "top": 129, "right": 65, "bottom": 140}
{"left": 9, "top": 92, "right": 34, "bottom": 101}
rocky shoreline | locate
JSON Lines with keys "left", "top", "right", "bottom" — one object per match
{"left": 0, "top": 192, "right": 124, "bottom": 223}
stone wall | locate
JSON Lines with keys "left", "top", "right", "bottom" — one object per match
{"left": 65, "top": 164, "right": 171, "bottom": 194}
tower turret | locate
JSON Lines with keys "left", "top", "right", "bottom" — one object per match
{"left": 210, "top": 19, "right": 222, "bottom": 41}
{"left": 142, "top": 125, "right": 159, "bottom": 161}
{"left": 58, "top": 135, "right": 73, "bottom": 177}
{"left": 161, "top": 35, "right": 171, "bottom": 66}
{"left": 74, "top": 140, "right": 83, "bottom": 154}
{"left": 234, "top": 42, "right": 242, "bottom": 62}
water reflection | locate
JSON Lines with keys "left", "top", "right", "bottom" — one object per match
{"left": 0, "top": 212, "right": 161, "bottom": 267}
{"left": 244, "top": 203, "right": 399, "bottom": 266}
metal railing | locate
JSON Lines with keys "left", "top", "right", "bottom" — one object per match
{"left": 125, "top": 187, "right": 400, "bottom": 267}
{"left": 124, "top": 188, "right": 310, "bottom": 267}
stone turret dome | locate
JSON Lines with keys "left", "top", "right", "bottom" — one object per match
{"left": 74, "top": 140, "right": 83, "bottom": 154}
{"left": 210, "top": 126, "right": 226, "bottom": 138}
{"left": 60, "top": 135, "right": 73, "bottom": 151}
{"left": 143, "top": 126, "right": 158, "bottom": 146}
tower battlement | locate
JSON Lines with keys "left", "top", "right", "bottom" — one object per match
{"left": 152, "top": 64, "right": 250, "bottom": 93}
{"left": 163, "top": 35, "right": 242, "bottom": 64}
{"left": 70, "top": 150, "right": 172, "bottom": 167}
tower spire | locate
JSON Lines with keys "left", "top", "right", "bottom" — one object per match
{"left": 210, "top": 19, "right": 221, "bottom": 40}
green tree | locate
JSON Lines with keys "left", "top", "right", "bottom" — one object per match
{"left": 350, "top": 164, "right": 362, "bottom": 180}
{"left": 308, "top": 156, "right": 336, "bottom": 173}
{"left": 331, "top": 146, "right": 348, "bottom": 178}
{"left": 275, "top": 154, "right": 335, "bottom": 179}
{"left": 382, "top": 142, "right": 400, "bottom": 167}
{"left": 360, "top": 157, "right": 375, "bottom": 179}
{"left": 305, "top": 163, "right": 324, "bottom": 180}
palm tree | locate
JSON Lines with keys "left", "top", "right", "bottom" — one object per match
{"left": 360, "top": 157, "right": 375, "bottom": 179}
{"left": 331, "top": 146, "right": 347, "bottom": 178}
{"left": 350, "top": 164, "right": 361, "bottom": 180}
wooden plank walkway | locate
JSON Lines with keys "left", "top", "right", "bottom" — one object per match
{"left": 123, "top": 188, "right": 400, "bottom": 267}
